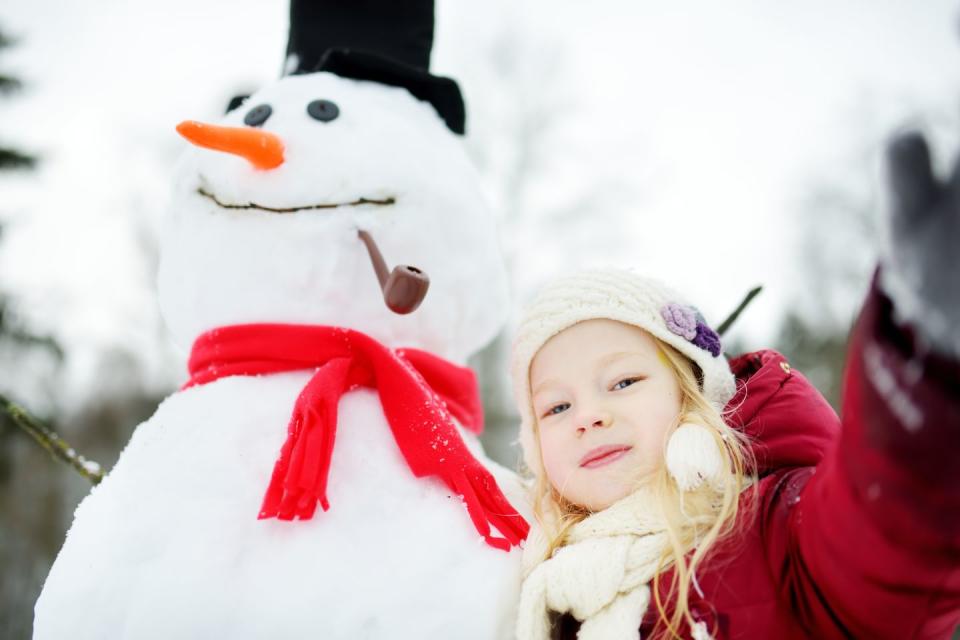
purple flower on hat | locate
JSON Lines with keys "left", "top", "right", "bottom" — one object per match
{"left": 693, "top": 322, "right": 722, "bottom": 357}
{"left": 661, "top": 303, "right": 698, "bottom": 340}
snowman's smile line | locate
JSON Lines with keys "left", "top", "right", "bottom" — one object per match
{"left": 196, "top": 188, "right": 396, "bottom": 213}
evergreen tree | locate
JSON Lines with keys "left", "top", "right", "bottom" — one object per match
{"left": 0, "top": 24, "right": 65, "bottom": 640}
{"left": 0, "top": 23, "right": 58, "bottom": 474}
{"left": 0, "top": 29, "right": 35, "bottom": 171}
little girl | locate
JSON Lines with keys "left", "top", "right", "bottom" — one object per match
{"left": 510, "top": 131, "right": 960, "bottom": 640}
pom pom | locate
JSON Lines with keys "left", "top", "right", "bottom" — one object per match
{"left": 665, "top": 423, "right": 724, "bottom": 492}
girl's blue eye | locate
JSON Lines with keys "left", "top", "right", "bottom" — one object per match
{"left": 613, "top": 377, "right": 640, "bottom": 390}
{"left": 544, "top": 403, "right": 570, "bottom": 417}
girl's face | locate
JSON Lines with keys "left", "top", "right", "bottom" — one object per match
{"left": 529, "top": 319, "right": 683, "bottom": 511}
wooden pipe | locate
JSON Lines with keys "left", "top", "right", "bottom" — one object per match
{"left": 358, "top": 229, "right": 430, "bottom": 314}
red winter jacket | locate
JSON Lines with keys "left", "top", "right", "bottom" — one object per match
{"left": 556, "top": 273, "right": 960, "bottom": 639}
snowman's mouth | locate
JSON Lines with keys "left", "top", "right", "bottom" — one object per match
{"left": 197, "top": 188, "right": 395, "bottom": 213}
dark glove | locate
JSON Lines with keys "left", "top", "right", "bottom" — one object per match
{"left": 882, "top": 131, "right": 960, "bottom": 358}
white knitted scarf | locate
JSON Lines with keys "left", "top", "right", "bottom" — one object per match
{"left": 515, "top": 486, "right": 713, "bottom": 640}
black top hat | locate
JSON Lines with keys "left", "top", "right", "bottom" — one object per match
{"left": 285, "top": 0, "right": 466, "bottom": 135}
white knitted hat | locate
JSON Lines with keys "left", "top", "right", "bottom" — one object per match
{"left": 510, "top": 268, "right": 737, "bottom": 474}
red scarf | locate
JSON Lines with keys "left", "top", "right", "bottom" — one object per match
{"left": 182, "top": 323, "right": 529, "bottom": 551}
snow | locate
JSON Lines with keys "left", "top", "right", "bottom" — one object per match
{"left": 879, "top": 256, "right": 958, "bottom": 360}
{"left": 36, "top": 376, "right": 529, "bottom": 638}
{"left": 862, "top": 341, "right": 924, "bottom": 433}
{"left": 34, "top": 71, "right": 529, "bottom": 638}
{"left": 79, "top": 458, "right": 101, "bottom": 475}
{"left": 158, "top": 73, "right": 509, "bottom": 363}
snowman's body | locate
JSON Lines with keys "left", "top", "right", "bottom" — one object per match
{"left": 34, "top": 73, "right": 527, "bottom": 639}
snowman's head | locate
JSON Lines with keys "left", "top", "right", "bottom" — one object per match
{"left": 158, "top": 72, "right": 508, "bottom": 362}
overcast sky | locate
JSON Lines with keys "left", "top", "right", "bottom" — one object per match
{"left": 1, "top": 1, "right": 958, "bottom": 402}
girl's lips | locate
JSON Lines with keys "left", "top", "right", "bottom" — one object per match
{"left": 579, "top": 445, "right": 633, "bottom": 469}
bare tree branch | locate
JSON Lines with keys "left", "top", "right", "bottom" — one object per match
{"left": 1, "top": 393, "right": 103, "bottom": 485}
{"left": 718, "top": 286, "right": 763, "bottom": 337}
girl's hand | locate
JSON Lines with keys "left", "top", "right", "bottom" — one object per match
{"left": 882, "top": 131, "right": 960, "bottom": 358}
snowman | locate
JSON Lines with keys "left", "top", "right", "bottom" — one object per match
{"left": 33, "top": 2, "right": 530, "bottom": 638}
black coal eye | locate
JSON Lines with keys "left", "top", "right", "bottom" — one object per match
{"left": 244, "top": 104, "right": 272, "bottom": 127}
{"left": 307, "top": 99, "right": 339, "bottom": 122}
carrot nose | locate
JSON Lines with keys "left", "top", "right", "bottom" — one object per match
{"left": 176, "top": 120, "right": 285, "bottom": 170}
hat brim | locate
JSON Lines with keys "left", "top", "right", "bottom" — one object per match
{"left": 312, "top": 48, "right": 466, "bottom": 135}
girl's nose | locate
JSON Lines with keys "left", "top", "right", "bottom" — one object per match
{"left": 576, "top": 412, "right": 613, "bottom": 435}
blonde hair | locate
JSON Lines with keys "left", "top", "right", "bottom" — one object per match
{"left": 527, "top": 336, "right": 755, "bottom": 639}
